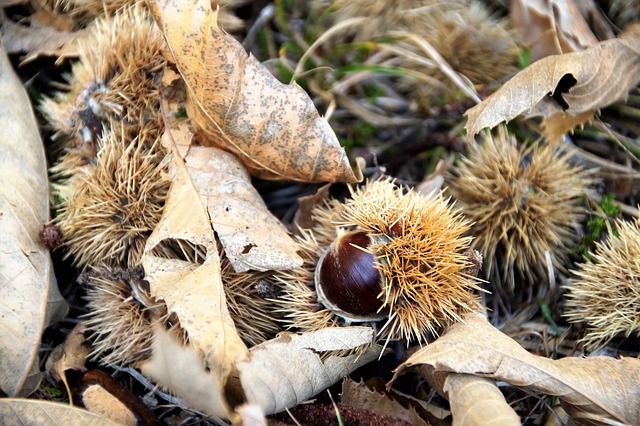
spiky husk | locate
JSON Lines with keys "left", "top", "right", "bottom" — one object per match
{"left": 274, "top": 180, "right": 483, "bottom": 345}
{"left": 56, "top": 127, "right": 170, "bottom": 269}
{"left": 48, "top": 0, "right": 245, "bottom": 30}
{"left": 327, "top": 0, "right": 518, "bottom": 104}
{"left": 564, "top": 218, "right": 640, "bottom": 350}
{"left": 220, "top": 253, "right": 284, "bottom": 346}
{"left": 40, "top": 3, "right": 166, "bottom": 147}
{"left": 82, "top": 268, "right": 184, "bottom": 367}
{"left": 447, "top": 128, "right": 594, "bottom": 291}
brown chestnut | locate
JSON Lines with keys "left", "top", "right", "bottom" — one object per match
{"left": 314, "top": 230, "right": 387, "bottom": 322}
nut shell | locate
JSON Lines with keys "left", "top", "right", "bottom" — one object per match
{"left": 315, "top": 231, "right": 387, "bottom": 322}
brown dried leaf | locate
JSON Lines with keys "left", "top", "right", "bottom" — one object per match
{"left": 0, "top": 19, "right": 85, "bottom": 64}
{"left": 0, "top": 40, "right": 68, "bottom": 396}
{"left": 45, "top": 323, "right": 89, "bottom": 400}
{"left": 234, "top": 327, "right": 381, "bottom": 415}
{"left": 141, "top": 154, "right": 249, "bottom": 418}
{"left": 341, "top": 378, "right": 428, "bottom": 426}
{"left": 465, "top": 26, "right": 640, "bottom": 140}
{"left": 185, "top": 146, "right": 302, "bottom": 272}
{"left": 396, "top": 313, "right": 640, "bottom": 426}
{"left": 0, "top": 399, "right": 120, "bottom": 425}
{"left": 511, "top": 0, "right": 598, "bottom": 62}
{"left": 148, "top": 0, "right": 361, "bottom": 182}
{"left": 292, "top": 184, "right": 332, "bottom": 233}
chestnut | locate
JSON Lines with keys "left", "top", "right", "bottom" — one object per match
{"left": 314, "top": 230, "right": 387, "bottom": 322}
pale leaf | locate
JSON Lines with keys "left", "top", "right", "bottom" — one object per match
{"left": 396, "top": 313, "right": 640, "bottom": 425}
{"left": 0, "top": 398, "right": 120, "bottom": 425}
{"left": 465, "top": 26, "right": 640, "bottom": 140}
{"left": 148, "top": 0, "right": 361, "bottom": 182}
{"left": 141, "top": 154, "right": 248, "bottom": 418}
{"left": 235, "top": 327, "right": 382, "bottom": 415}
{"left": 185, "top": 146, "right": 302, "bottom": 272}
{"left": 45, "top": 322, "right": 89, "bottom": 400}
{"left": 511, "top": 0, "right": 598, "bottom": 62}
{"left": 138, "top": 324, "right": 230, "bottom": 419}
{"left": 0, "top": 40, "right": 68, "bottom": 396}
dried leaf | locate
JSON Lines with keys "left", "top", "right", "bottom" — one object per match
{"left": 0, "top": 19, "right": 84, "bottom": 64}
{"left": 138, "top": 324, "right": 230, "bottom": 419}
{"left": 511, "top": 0, "right": 598, "bottom": 61}
{"left": 184, "top": 146, "right": 302, "bottom": 272}
{"left": 465, "top": 26, "right": 640, "bottom": 140}
{"left": 0, "top": 398, "right": 120, "bottom": 425}
{"left": 341, "top": 378, "right": 428, "bottom": 426}
{"left": 148, "top": 0, "right": 361, "bottom": 182}
{"left": 235, "top": 327, "right": 382, "bottom": 415}
{"left": 141, "top": 155, "right": 249, "bottom": 418}
{"left": 292, "top": 184, "right": 332, "bottom": 233}
{"left": 45, "top": 322, "right": 89, "bottom": 400}
{"left": 0, "top": 40, "right": 68, "bottom": 396}
{"left": 396, "top": 313, "right": 640, "bottom": 426}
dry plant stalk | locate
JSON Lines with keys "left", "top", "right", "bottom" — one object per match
{"left": 564, "top": 217, "right": 640, "bottom": 350}
{"left": 447, "top": 127, "right": 593, "bottom": 291}
{"left": 274, "top": 179, "right": 484, "bottom": 346}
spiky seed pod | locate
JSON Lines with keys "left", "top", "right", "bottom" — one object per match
{"left": 564, "top": 217, "right": 640, "bottom": 350}
{"left": 82, "top": 268, "right": 162, "bottom": 366}
{"left": 40, "top": 3, "right": 166, "bottom": 149}
{"left": 48, "top": 0, "right": 245, "bottom": 31}
{"left": 447, "top": 127, "right": 594, "bottom": 291}
{"left": 326, "top": 0, "right": 518, "bottom": 105}
{"left": 220, "top": 253, "right": 284, "bottom": 346}
{"left": 56, "top": 126, "right": 170, "bottom": 269}
{"left": 273, "top": 180, "right": 484, "bottom": 345}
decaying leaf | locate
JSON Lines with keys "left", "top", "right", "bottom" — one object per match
{"left": 341, "top": 378, "right": 429, "bottom": 426}
{"left": 465, "top": 25, "right": 640, "bottom": 141}
{"left": 184, "top": 146, "right": 302, "bottom": 272}
{"left": 511, "top": 0, "right": 598, "bottom": 62}
{"left": 0, "top": 18, "right": 84, "bottom": 64}
{"left": 0, "top": 398, "right": 120, "bottom": 425}
{"left": 395, "top": 313, "right": 640, "bottom": 426}
{"left": 0, "top": 39, "right": 68, "bottom": 396}
{"left": 148, "top": 0, "right": 361, "bottom": 182}
{"left": 142, "top": 154, "right": 249, "bottom": 418}
{"left": 45, "top": 322, "right": 89, "bottom": 401}
{"left": 235, "top": 327, "right": 382, "bottom": 415}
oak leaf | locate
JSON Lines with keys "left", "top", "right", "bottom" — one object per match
{"left": 148, "top": 0, "right": 361, "bottom": 182}
{"left": 0, "top": 398, "right": 120, "bottom": 425}
{"left": 465, "top": 25, "right": 640, "bottom": 141}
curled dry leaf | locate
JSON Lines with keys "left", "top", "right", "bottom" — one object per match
{"left": 148, "top": 0, "right": 361, "bottom": 182}
{"left": 185, "top": 146, "right": 302, "bottom": 272}
{"left": 141, "top": 154, "right": 248, "bottom": 418}
{"left": 235, "top": 327, "right": 382, "bottom": 415}
{"left": 0, "top": 398, "right": 120, "bottom": 426}
{"left": 511, "top": 0, "right": 598, "bottom": 62}
{"left": 0, "top": 40, "right": 68, "bottom": 396}
{"left": 395, "top": 313, "right": 640, "bottom": 426}
{"left": 465, "top": 25, "right": 640, "bottom": 141}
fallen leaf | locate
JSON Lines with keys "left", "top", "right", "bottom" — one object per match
{"left": 0, "top": 398, "right": 120, "bottom": 425}
{"left": 0, "top": 18, "right": 84, "bottom": 64}
{"left": 341, "top": 378, "right": 428, "bottom": 426}
{"left": 0, "top": 39, "right": 68, "bottom": 396}
{"left": 184, "top": 146, "right": 303, "bottom": 272}
{"left": 148, "top": 0, "right": 361, "bottom": 183}
{"left": 235, "top": 327, "right": 382, "bottom": 415}
{"left": 465, "top": 25, "right": 640, "bottom": 140}
{"left": 45, "top": 322, "right": 89, "bottom": 401}
{"left": 142, "top": 154, "right": 249, "bottom": 418}
{"left": 395, "top": 313, "right": 640, "bottom": 426}
{"left": 292, "top": 184, "right": 332, "bottom": 233}
{"left": 511, "top": 0, "right": 598, "bottom": 61}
